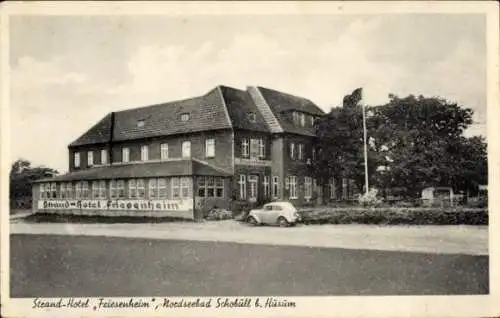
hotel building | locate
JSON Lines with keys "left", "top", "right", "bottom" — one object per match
{"left": 34, "top": 85, "right": 338, "bottom": 219}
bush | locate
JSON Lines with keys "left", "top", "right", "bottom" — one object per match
{"left": 299, "top": 207, "right": 488, "bottom": 225}
{"left": 205, "top": 208, "right": 233, "bottom": 221}
{"left": 358, "top": 188, "right": 383, "bottom": 207}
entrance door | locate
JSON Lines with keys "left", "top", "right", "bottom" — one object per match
{"left": 248, "top": 175, "right": 258, "bottom": 203}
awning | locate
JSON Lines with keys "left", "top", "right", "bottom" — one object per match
{"left": 35, "top": 159, "right": 232, "bottom": 183}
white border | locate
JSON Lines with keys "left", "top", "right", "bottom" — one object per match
{"left": 1, "top": 1, "right": 499, "bottom": 317}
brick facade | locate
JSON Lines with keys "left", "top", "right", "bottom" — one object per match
{"left": 36, "top": 85, "right": 328, "bottom": 219}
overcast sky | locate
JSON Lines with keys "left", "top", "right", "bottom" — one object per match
{"left": 9, "top": 14, "right": 486, "bottom": 173}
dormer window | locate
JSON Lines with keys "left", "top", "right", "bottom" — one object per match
{"left": 181, "top": 113, "right": 190, "bottom": 121}
{"left": 248, "top": 112, "right": 256, "bottom": 123}
{"left": 137, "top": 120, "right": 145, "bottom": 128}
{"left": 300, "top": 113, "right": 305, "bottom": 127}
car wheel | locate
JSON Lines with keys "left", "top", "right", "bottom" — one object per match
{"left": 277, "top": 216, "right": 289, "bottom": 227}
{"left": 247, "top": 216, "right": 258, "bottom": 226}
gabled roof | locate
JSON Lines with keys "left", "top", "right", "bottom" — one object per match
{"left": 35, "top": 159, "right": 232, "bottom": 183}
{"left": 219, "top": 86, "right": 269, "bottom": 132}
{"left": 69, "top": 113, "right": 113, "bottom": 147}
{"left": 69, "top": 85, "right": 326, "bottom": 147}
{"left": 255, "top": 86, "right": 325, "bottom": 136}
{"left": 257, "top": 86, "right": 325, "bottom": 116}
{"left": 112, "top": 87, "right": 232, "bottom": 141}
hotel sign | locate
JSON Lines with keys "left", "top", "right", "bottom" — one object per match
{"left": 38, "top": 199, "right": 193, "bottom": 211}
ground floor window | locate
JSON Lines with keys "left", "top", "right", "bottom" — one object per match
{"left": 98, "top": 181, "right": 106, "bottom": 199}
{"left": 109, "top": 180, "right": 117, "bottom": 199}
{"left": 272, "top": 176, "right": 280, "bottom": 199}
{"left": 60, "top": 183, "right": 66, "bottom": 199}
{"left": 197, "top": 176, "right": 224, "bottom": 198}
{"left": 238, "top": 175, "right": 246, "bottom": 199}
{"left": 248, "top": 175, "right": 258, "bottom": 199}
{"left": 304, "top": 177, "right": 312, "bottom": 199}
{"left": 263, "top": 176, "right": 270, "bottom": 198}
{"left": 117, "top": 180, "right": 126, "bottom": 198}
{"left": 288, "top": 176, "right": 297, "bottom": 199}
{"left": 81, "top": 181, "right": 89, "bottom": 199}
{"left": 92, "top": 181, "right": 99, "bottom": 199}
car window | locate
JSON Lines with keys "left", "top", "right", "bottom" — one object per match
{"left": 264, "top": 205, "right": 273, "bottom": 211}
{"left": 273, "top": 206, "right": 283, "bottom": 211}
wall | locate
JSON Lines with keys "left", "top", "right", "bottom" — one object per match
{"left": 110, "top": 129, "right": 233, "bottom": 171}
{"left": 234, "top": 130, "right": 271, "bottom": 160}
{"left": 68, "top": 143, "right": 108, "bottom": 172}
{"left": 281, "top": 134, "right": 316, "bottom": 206}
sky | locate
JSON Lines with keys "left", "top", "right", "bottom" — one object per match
{"left": 8, "top": 14, "right": 487, "bottom": 173}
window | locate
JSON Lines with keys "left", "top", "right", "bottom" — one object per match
{"left": 242, "top": 138, "right": 249, "bottom": 157}
{"left": 160, "top": 143, "right": 169, "bottom": 160}
{"left": 99, "top": 181, "right": 106, "bottom": 199}
{"left": 290, "top": 142, "right": 295, "bottom": 159}
{"left": 289, "top": 176, "right": 297, "bottom": 199}
{"left": 181, "top": 113, "right": 190, "bottom": 121}
{"left": 51, "top": 183, "right": 57, "bottom": 198}
{"left": 39, "top": 184, "right": 45, "bottom": 199}
{"left": 248, "top": 112, "right": 256, "bottom": 123}
{"left": 92, "top": 181, "right": 99, "bottom": 198}
{"left": 300, "top": 113, "right": 305, "bottom": 127}
{"left": 172, "top": 177, "right": 180, "bottom": 198}
{"left": 304, "top": 177, "right": 312, "bottom": 199}
{"left": 137, "top": 120, "right": 145, "bottom": 128}
{"left": 206, "top": 177, "right": 215, "bottom": 197}
{"left": 149, "top": 178, "right": 167, "bottom": 199}
{"left": 74, "top": 152, "right": 80, "bottom": 168}
{"left": 258, "top": 139, "right": 265, "bottom": 159}
{"left": 87, "top": 151, "right": 94, "bottom": 166}
{"left": 66, "top": 183, "right": 73, "bottom": 199}
{"left": 205, "top": 139, "right": 215, "bottom": 158}
{"left": 215, "top": 177, "right": 224, "bottom": 198}
{"left": 250, "top": 139, "right": 259, "bottom": 159}
{"left": 101, "top": 149, "right": 108, "bottom": 164}
{"left": 238, "top": 175, "right": 246, "bottom": 199}
{"left": 310, "top": 115, "right": 315, "bottom": 126}
{"left": 117, "top": 180, "right": 126, "bottom": 198}
{"left": 292, "top": 111, "right": 299, "bottom": 125}
{"left": 272, "top": 176, "right": 280, "bottom": 199}
{"left": 137, "top": 179, "right": 146, "bottom": 198}
{"left": 81, "top": 181, "right": 89, "bottom": 199}
{"left": 149, "top": 179, "right": 158, "bottom": 199}
{"left": 75, "top": 182, "right": 82, "bottom": 199}
{"left": 141, "top": 145, "right": 149, "bottom": 161}
{"left": 122, "top": 147, "right": 130, "bottom": 163}
{"left": 263, "top": 176, "right": 270, "bottom": 198}
{"left": 109, "top": 180, "right": 117, "bottom": 199}
{"left": 182, "top": 141, "right": 191, "bottom": 159}
{"left": 197, "top": 177, "right": 206, "bottom": 197}
{"left": 312, "top": 147, "right": 316, "bottom": 161}
{"left": 128, "top": 179, "right": 137, "bottom": 198}
{"left": 158, "top": 178, "right": 167, "bottom": 198}
{"left": 180, "top": 177, "right": 191, "bottom": 198}
{"left": 60, "top": 183, "right": 66, "bottom": 199}
{"left": 298, "top": 144, "right": 304, "bottom": 160}
{"left": 248, "top": 175, "right": 258, "bottom": 199}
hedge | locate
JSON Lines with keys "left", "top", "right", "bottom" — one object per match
{"left": 298, "top": 207, "right": 488, "bottom": 225}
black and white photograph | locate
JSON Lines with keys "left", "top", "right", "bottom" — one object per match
{"left": 1, "top": 1, "right": 499, "bottom": 317}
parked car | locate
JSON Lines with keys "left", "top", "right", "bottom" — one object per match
{"left": 246, "top": 201, "right": 301, "bottom": 227}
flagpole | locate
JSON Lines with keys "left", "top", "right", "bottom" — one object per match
{"left": 362, "top": 102, "right": 369, "bottom": 194}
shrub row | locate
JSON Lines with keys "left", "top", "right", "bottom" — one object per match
{"left": 299, "top": 207, "right": 488, "bottom": 225}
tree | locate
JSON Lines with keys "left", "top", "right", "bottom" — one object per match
{"left": 314, "top": 91, "right": 485, "bottom": 200}
{"left": 10, "top": 159, "right": 58, "bottom": 209}
{"left": 369, "top": 94, "right": 477, "bottom": 197}
{"left": 313, "top": 88, "right": 382, "bottom": 195}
